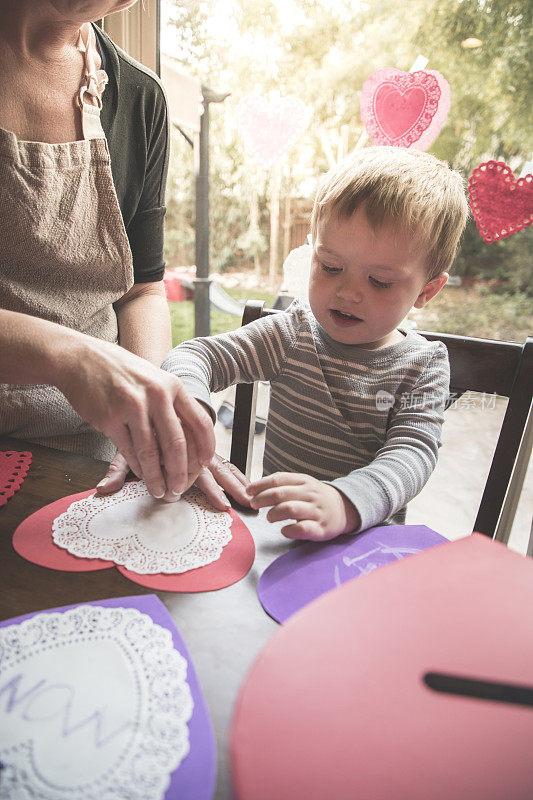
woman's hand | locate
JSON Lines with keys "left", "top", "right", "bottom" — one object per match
{"left": 60, "top": 337, "right": 215, "bottom": 499}
{"left": 194, "top": 453, "right": 252, "bottom": 510}
{"left": 96, "top": 451, "right": 252, "bottom": 512}
{"left": 246, "top": 473, "right": 361, "bottom": 541}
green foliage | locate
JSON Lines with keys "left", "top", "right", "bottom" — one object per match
{"left": 416, "top": 285, "right": 532, "bottom": 342}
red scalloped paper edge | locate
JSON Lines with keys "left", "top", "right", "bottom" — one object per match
{"left": 13, "top": 486, "right": 255, "bottom": 592}
{"left": 468, "top": 160, "right": 533, "bottom": 243}
{"left": 0, "top": 451, "right": 32, "bottom": 506}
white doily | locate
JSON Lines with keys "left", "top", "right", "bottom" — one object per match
{"left": 0, "top": 605, "right": 193, "bottom": 800}
{"left": 51, "top": 482, "right": 233, "bottom": 574}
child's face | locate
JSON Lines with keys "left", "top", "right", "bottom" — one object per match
{"left": 309, "top": 207, "right": 447, "bottom": 349}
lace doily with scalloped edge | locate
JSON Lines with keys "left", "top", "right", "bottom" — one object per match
{"left": 51, "top": 481, "right": 233, "bottom": 574}
{"left": 0, "top": 605, "right": 193, "bottom": 800}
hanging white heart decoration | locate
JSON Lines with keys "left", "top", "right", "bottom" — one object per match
{"left": 237, "top": 95, "right": 309, "bottom": 169}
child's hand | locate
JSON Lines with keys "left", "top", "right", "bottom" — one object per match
{"left": 246, "top": 473, "right": 361, "bottom": 541}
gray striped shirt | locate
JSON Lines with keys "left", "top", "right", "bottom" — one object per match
{"left": 162, "top": 301, "right": 450, "bottom": 531}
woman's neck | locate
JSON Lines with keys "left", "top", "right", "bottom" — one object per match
{"left": 0, "top": 2, "right": 83, "bottom": 66}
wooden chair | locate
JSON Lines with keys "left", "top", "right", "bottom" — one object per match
{"left": 229, "top": 300, "right": 533, "bottom": 540}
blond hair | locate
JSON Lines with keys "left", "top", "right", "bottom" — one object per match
{"left": 311, "top": 146, "right": 469, "bottom": 279}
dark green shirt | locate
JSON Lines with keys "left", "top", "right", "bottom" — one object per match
{"left": 95, "top": 25, "right": 169, "bottom": 283}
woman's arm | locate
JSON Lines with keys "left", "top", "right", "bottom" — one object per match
{"left": 98, "top": 280, "right": 209, "bottom": 498}
{"left": 0, "top": 306, "right": 215, "bottom": 498}
{"left": 113, "top": 281, "right": 171, "bottom": 366}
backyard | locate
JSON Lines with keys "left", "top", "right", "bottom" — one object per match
{"left": 168, "top": 277, "right": 532, "bottom": 346}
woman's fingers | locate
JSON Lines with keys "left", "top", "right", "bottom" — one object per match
{"left": 209, "top": 454, "right": 251, "bottom": 506}
{"left": 195, "top": 466, "right": 231, "bottom": 510}
{"left": 126, "top": 412, "right": 167, "bottom": 498}
{"left": 172, "top": 385, "right": 216, "bottom": 467}
{"left": 106, "top": 423, "right": 142, "bottom": 480}
{"left": 95, "top": 452, "right": 130, "bottom": 495}
{"left": 151, "top": 400, "right": 189, "bottom": 496}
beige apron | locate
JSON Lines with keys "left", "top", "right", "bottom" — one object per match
{"left": 0, "top": 23, "right": 133, "bottom": 460}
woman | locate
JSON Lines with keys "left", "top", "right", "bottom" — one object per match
{"left": 0, "top": 0, "right": 215, "bottom": 500}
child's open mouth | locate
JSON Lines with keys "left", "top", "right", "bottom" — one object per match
{"left": 330, "top": 309, "right": 363, "bottom": 326}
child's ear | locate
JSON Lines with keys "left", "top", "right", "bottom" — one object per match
{"left": 414, "top": 272, "right": 448, "bottom": 309}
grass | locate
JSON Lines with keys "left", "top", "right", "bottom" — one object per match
{"left": 413, "top": 285, "right": 532, "bottom": 343}
{"left": 169, "top": 286, "right": 277, "bottom": 345}
{"left": 168, "top": 279, "right": 531, "bottom": 346}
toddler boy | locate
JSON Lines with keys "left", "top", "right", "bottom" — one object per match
{"left": 162, "top": 146, "right": 468, "bottom": 541}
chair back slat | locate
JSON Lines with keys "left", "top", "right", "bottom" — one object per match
{"left": 420, "top": 332, "right": 522, "bottom": 397}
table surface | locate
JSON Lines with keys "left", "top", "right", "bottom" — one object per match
{"left": 0, "top": 435, "right": 287, "bottom": 800}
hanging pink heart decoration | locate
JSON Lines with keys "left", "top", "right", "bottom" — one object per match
{"left": 237, "top": 95, "right": 309, "bottom": 169}
{"left": 468, "top": 161, "right": 533, "bottom": 243}
{"left": 360, "top": 68, "right": 451, "bottom": 150}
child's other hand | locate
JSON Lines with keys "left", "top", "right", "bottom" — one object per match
{"left": 246, "top": 473, "right": 361, "bottom": 541}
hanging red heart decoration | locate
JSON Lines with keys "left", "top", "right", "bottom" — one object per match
{"left": 468, "top": 161, "right": 533, "bottom": 243}
{"left": 360, "top": 68, "right": 450, "bottom": 150}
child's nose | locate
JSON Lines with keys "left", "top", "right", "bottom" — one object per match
{"left": 336, "top": 279, "right": 363, "bottom": 304}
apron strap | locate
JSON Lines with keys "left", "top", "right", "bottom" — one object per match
{"left": 76, "top": 23, "right": 108, "bottom": 140}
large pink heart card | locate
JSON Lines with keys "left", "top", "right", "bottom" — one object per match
{"left": 236, "top": 95, "right": 309, "bottom": 169}
{"left": 468, "top": 160, "right": 533, "bottom": 242}
{"left": 13, "top": 480, "right": 255, "bottom": 592}
{"left": 360, "top": 68, "right": 451, "bottom": 150}
{"left": 231, "top": 535, "right": 533, "bottom": 800}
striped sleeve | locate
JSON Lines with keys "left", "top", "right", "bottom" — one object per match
{"left": 161, "top": 309, "right": 301, "bottom": 414}
{"left": 330, "top": 343, "right": 450, "bottom": 531}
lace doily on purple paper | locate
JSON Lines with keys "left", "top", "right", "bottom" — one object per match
{"left": 0, "top": 605, "right": 193, "bottom": 799}
{"left": 51, "top": 481, "right": 233, "bottom": 574}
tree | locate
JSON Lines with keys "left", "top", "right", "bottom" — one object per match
{"left": 163, "top": 0, "right": 532, "bottom": 290}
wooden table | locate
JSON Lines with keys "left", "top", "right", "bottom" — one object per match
{"left": 0, "top": 435, "right": 283, "bottom": 800}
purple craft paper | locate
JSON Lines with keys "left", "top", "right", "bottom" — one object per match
{"left": 0, "top": 594, "right": 216, "bottom": 800}
{"left": 258, "top": 524, "right": 448, "bottom": 623}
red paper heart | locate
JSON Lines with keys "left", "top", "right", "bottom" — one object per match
{"left": 360, "top": 68, "right": 450, "bottom": 150}
{"left": 468, "top": 161, "right": 533, "bottom": 243}
{"left": 13, "top": 485, "right": 255, "bottom": 592}
{"left": 0, "top": 450, "right": 32, "bottom": 506}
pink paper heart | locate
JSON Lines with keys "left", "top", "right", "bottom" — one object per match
{"left": 360, "top": 68, "right": 451, "bottom": 150}
{"left": 0, "top": 450, "right": 32, "bottom": 506}
{"left": 237, "top": 95, "right": 309, "bottom": 169}
{"left": 468, "top": 161, "right": 533, "bottom": 243}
